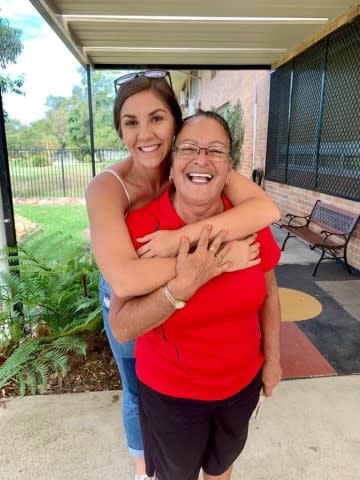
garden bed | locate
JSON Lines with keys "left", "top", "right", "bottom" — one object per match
{"left": 1, "top": 333, "right": 121, "bottom": 399}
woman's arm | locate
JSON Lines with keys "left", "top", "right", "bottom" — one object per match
{"left": 86, "top": 171, "right": 176, "bottom": 298}
{"left": 137, "top": 170, "right": 280, "bottom": 258}
{"left": 258, "top": 270, "right": 282, "bottom": 397}
{"left": 188, "top": 169, "right": 280, "bottom": 241}
{"left": 86, "top": 168, "right": 279, "bottom": 296}
{"left": 110, "top": 228, "right": 229, "bottom": 342}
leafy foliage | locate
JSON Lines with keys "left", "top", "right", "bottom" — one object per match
{"left": 215, "top": 101, "right": 245, "bottom": 168}
{"left": 5, "top": 118, "right": 59, "bottom": 149}
{"left": 68, "top": 108, "right": 88, "bottom": 148}
{"left": 30, "top": 154, "right": 51, "bottom": 167}
{"left": 0, "top": 238, "right": 102, "bottom": 395}
{"left": 45, "top": 96, "right": 69, "bottom": 149}
{"left": 0, "top": 17, "right": 22, "bottom": 67}
{"left": 0, "top": 74, "right": 24, "bottom": 95}
{"left": 0, "top": 16, "right": 24, "bottom": 96}
{"left": 0, "top": 335, "right": 86, "bottom": 395}
{"left": 5, "top": 69, "right": 126, "bottom": 150}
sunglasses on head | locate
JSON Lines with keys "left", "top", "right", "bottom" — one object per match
{"left": 114, "top": 70, "right": 173, "bottom": 93}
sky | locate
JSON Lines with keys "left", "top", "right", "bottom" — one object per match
{"left": 1, "top": 0, "right": 82, "bottom": 124}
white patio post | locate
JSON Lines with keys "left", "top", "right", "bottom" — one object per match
{"left": 0, "top": 185, "right": 9, "bottom": 276}
{"left": 0, "top": 186, "right": 9, "bottom": 322}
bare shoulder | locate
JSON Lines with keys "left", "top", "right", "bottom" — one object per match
{"left": 86, "top": 158, "right": 131, "bottom": 196}
{"left": 86, "top": 158, "right": 133, "bottom": 212}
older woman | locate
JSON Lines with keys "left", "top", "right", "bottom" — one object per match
{"left": 87, "top": 71, "right": 280, "bottom": 480}
{"left": 110, "top": 111, "right": 282, "bottom": 480}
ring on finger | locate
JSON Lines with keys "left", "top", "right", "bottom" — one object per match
{"left": 209, "top": 246, "right": 217, "bottom": 255}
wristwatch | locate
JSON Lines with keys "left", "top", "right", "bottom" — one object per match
{"left": 162, "top": 285, "right": 186, "bottom": 310}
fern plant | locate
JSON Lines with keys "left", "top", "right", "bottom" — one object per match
{"left": 0, "top": 237, "right": 102, "bottom": 395}
{"left": 0, "top": 335, "right": 87, "bottom": 395}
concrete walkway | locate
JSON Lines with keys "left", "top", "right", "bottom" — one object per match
{"left": 1, "top": 228, "right": 360, "bottom": 480}
{"left": 1, "top": 376, "right": 360, "bottom": 480}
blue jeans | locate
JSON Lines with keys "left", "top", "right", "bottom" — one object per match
{"left": 99, "top": 275, "right": 144, "bottom": 457}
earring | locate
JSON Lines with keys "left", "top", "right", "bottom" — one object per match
{"left": 169, "top": 174, "right": 173, "bottom": 183}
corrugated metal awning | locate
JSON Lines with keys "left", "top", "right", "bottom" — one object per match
{"left": 29, "top": 1, "right": 360, "bottom": 69}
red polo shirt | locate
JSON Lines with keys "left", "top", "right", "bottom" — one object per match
{"left": 126, "top": 189, "right": 281, "bottom": 400}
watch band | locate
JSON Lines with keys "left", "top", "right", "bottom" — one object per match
{"left": 162, "top": 285, "right": 186, "bottom": 309}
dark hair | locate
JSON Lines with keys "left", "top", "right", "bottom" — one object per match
{"left": 180, "top": 110, "right": 233, "bottom": 152}
{"left": 113, "top": 76, "right": 182, "bottom": 138}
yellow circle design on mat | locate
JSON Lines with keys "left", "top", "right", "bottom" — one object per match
{"left": 279, "top": 287, "right": 322, "bottom": 322}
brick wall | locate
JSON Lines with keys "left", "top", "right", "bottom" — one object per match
{"left": 196, "top": 70, "right": 270, "bottom": 178}
{"left": 265, "top": 181, "right": 360, "bottom": 271}
{"left": 195, "top": 70, "right": 360, "bottom": 270}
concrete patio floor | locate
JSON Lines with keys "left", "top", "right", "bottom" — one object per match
{"left": 1, "top": 376, "right": 360, "bottom": 480}
{"left": 1, "top": 228, "right": 360, "bottom": 480}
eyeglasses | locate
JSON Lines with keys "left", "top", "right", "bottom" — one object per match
{"left": 173, "top": 142, "right": 230, "bottom": 162}
{"left": 114, "top": 70, "right": 173, "bottom": 93}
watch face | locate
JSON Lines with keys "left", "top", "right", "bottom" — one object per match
{"left": 174, "top": 300, "right": 186, "bottom": 309}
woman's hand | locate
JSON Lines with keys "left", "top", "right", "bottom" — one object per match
{"left": 137, "top": 230, "right": 181, "bottom": 258}
{"left": 167, "top": 226, "right": 230, "bottom": 301}
{"left": 216, "top": 234, "right": 260, "bottom": 272}
{"left": 262, "top": 359, "right": 283, "bottom": 397}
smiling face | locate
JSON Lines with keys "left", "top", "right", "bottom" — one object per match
{"left": 171, "top": 115, "right": 232, "bottom": 219}
{"left": 120, "top": 89, "right": 176, "bottom": 170}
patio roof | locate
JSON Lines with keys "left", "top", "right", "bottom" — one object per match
{"left": 29, "top": 1, "right": 359, "bottom": 70}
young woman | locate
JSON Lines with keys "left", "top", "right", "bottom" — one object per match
{"left": 86, "top": 71, "right": 280, "bottom": 480}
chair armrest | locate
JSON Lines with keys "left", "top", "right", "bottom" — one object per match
{"left": 284, "top": 213, "right": 310, "bottom": 227}
{"left": 320, "top": 230, "right": 348, "bottom": 245}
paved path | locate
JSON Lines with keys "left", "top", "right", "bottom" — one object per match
{"left": 1, "top": 376, "right": 360, "bottom": 480}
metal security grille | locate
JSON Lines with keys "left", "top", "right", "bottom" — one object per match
{"left": 265, "top": 64, "right": 291, "bottom": 183}
{"left": 266, "top": 17, "right": 360, "bottom": 202}
{"left": 287, "top": 41, "right": 325, "bottom": 189}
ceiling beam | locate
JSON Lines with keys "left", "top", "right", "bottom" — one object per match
{"left": 45, "top": 1, "right": 355, "bottom": 18}
{"left": 29, "top": 0, "right": 91, "bottom": 67}
{"left": 62, "top": 15, "right": 329, "bottom": 25}
{"left": 272, "top": 4, "right": 360, "bottom": 68}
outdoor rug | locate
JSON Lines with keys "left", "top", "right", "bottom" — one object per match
{"left": 276, "top": 262, "right": 360, "bottom": 379}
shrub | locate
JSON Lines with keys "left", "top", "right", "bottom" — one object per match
{"left": 213, "top": 101, "right": 245, "bottom": 168}
{"left": 30, "top": 154, "right": 51, "bottom": 167}
{"left": 0, "top": 239, "right": 101, "bottom": 395}
{"left": 83, "top": 153, "right": 92, "bottom": 163}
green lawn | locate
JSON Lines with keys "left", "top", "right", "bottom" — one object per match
{"left": 14, "top": 204, "right": 90, "bottom": 260}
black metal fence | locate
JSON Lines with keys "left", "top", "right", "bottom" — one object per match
{"left": 266, "top": 16, "right": 360, "bottom": 202}
{"left": 8, "top": 148, "right": 126, "bottom": 198}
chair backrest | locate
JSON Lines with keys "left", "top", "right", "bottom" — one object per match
{"left": 310, "top": 200, "right": 359, "bottom": 235}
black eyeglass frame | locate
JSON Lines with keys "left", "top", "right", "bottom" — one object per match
{"left": 114, "top": 70, "right": 173, "bottom": 93}
{"left": 172, "top": 142, "right": 231, "bottom": 160}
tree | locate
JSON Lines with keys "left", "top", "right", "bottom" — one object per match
{"left": 75, "top": 69, "right": 121, "bottom": 148}
{"left": 68, "top": 108, "right": 88, "bottom": 148}
{"left": 45, "top": 95, "right": 70, "bottom": 149}
{"left": 5, "top": 68, "right": 128, "bottom": 149}
{"left": 6, "top": 118, "right": 59, "bottom": 149}
{"left": 0, "top": 15, "right": 24, "bottom": 96}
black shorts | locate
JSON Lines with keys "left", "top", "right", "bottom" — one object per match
{"left": 138, "top": 369, "right": 262, "bottom": 480}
